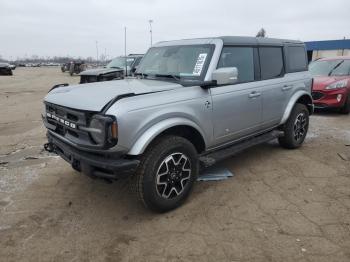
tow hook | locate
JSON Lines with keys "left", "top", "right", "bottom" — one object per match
{"left": 44, "top": 142, "right": 55, "bottom": 153}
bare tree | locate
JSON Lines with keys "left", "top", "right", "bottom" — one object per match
{"left": 256, "top": 28, "right": 266, "bottom": 37}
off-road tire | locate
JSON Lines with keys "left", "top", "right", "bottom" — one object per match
{"left": 132, "top": 135, "right": 198, "bottom": 212}
{"left": 340, "top": 94, "right": 350, "bottom": 114}
{"left": 278, "top": 103, "right": 309, "bottom": 149}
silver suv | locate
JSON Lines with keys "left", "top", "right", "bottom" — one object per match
{"left": 42, "top": 36, "right": 313, "bottom": 212}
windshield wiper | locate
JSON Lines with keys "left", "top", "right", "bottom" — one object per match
{"left": 328, "top": 60, "right": 344, "bottom": 76}
{"left": 154, "top": 74, "right": 181, "bottom": 81}
{"left": 109, "top": 66, "right": 122, "bottom": 69}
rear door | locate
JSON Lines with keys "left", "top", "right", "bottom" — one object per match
{"left": 258, "top": 46, "right": 289, "bottom": 128}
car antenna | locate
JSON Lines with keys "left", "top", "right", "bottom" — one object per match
{"left": 124, "top": 27, "right": 127, "bottom": 77}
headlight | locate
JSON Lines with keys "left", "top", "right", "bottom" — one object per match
{"left": 89, "top": 117, "right": 105, "bottom": 144}
{"left": 88, "top": 115, "right": 118, "bottom": 146}
{"left": 325, "top": 79, "right": 348, "bottom": 90}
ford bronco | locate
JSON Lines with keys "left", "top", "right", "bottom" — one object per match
{"left": 42, "top": 36, "right": 313, "bottom": 212}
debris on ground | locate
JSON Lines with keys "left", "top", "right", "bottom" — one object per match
{"left": 337, "top": 153, "right": 349, "bottom": 161}
{"left": 24, "top": 156, "right": 39, "bottom": 160}
{"left": 0, "top": 161, "right": 9, "bottom": 166}
{"left": 197, "top": 166, "right": 234, "bottom": 181}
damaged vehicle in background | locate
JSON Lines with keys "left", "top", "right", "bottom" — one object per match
{"left": 79, "top": 54, "right": 143, "bottom": 84}
{"left": 42, "top": 36, "right": 313, "bottom": 212}
{"left": 68, "top": 60, "right": 87, "bottom": 76}
{"left": 310, "top": 56, "right": 350, "bottom": 114}
{"left": 0, "top": 63, "right": 13, "bottom": 75}
{"left": 61, "top": 62, "right": 70, "bottom": 72}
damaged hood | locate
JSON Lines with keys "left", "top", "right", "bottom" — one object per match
{"left": 44, "top": 79, "right": 182, "bottom": 111}
{"left": 79, "top": 67, "right": 123, "bottom": 76}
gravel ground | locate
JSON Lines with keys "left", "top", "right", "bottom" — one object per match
{"left": 0, "top": 67, "right": 350, "bottom": 262}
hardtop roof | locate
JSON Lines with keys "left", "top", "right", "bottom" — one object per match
{"left": 154, "top": 36, "right": 304, "bottom": 47}
{"left": 219, "top": 36, "right": 304, "bottom": 46}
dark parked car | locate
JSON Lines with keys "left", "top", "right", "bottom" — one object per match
{"left": 61, "top": 63, "right": 70, "bottom": 72}
{"left": 79, "top": 55, "right": 143, "bottom": 84}
{"left": 0, "top": 63, "right": 13, "bottom": 75}
{"left": 68, "top": 61, "right": 87, "bottom": 76}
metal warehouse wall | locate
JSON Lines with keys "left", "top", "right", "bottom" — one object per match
{"left": 305, "top": 39, "right": 350, "bottom": 61}
{"left": 312, "top": 49, "right": 350, "bottom": 60}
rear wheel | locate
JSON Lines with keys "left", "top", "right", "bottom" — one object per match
{"left": 278, "top": 103, "right": 309, "bottom": 149}
{"left": 133, "top": 135, "right": 198, "bottom": 212}
{"left": 340, "top": 94, "right": 350, "bottom": 114}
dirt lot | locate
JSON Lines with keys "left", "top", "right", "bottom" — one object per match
{"left": 0, "top": 67, "right": 350, "bottom": 262}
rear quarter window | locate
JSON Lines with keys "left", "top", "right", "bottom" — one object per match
{"left": 287, "top": 46, "right": 307, "bottom": 72}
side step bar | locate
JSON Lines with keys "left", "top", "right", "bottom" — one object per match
{"left": 199, "top": 130, "right": 283, "bottom": 168}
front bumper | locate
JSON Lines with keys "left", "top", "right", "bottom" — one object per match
{"left": 312, "top": 89, "right": 348, "bottom": 109}
{"left": 46, "top": 132, "right": 139, "bottom": 180}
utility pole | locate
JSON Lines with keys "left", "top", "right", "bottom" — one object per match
{"left": 95, "top": 40, "right": 99, "bottom": 64}
{"left": 149, "top": 19, "right": 153, "bottom": 46}
{"left": 124, "top": 27, "right": 127, "bottom": 77}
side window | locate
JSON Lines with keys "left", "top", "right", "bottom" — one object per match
{"left": 217, "top": 46, "right": 254, "bottom": 83}
{"left": 133, "top": 57, "right": 142, "bottom": 67}
{"left": 259, "top": 47, "right": 284, "bottom": 80}
{"left": 288, "top": 46, "right": 307, "bottom": 72}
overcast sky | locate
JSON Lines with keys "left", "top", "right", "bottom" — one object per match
{"left": 0, "top": 0, "right": 349, "bottom": 60}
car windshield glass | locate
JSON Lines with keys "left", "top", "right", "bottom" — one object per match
{"left": 309, "top": 60, "right": 350, "bottom": 76}
{"left": 107, "top": 57, "right": 135, "bottom": 69}
{"left": 137, "top": 44, "right": 214, "bottom": 81}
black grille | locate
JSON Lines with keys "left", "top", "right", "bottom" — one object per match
{"left": 312, "top": 91, "right": 324, "bottom": 100}
{"left": 80, "top": 75, "right": 97, "bottom": 84}
{"left": 45, "top": 102, "right": 95, "bottom": 146}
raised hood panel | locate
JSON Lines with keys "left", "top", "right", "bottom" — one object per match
{"left": 44, "top": 79, "right": 182, "bottom": 111}
{"left": 79, "top": 68, "right": 122, "bottom": 76}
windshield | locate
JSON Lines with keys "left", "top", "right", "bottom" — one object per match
{"left": 107, "top": 57, "right": 135, "bottom": 69}
{"left": 309, "top": 59, "right": 350, "bottom": 76}
{"left": 137, "top": 44, "right": 214, "bottom": 80}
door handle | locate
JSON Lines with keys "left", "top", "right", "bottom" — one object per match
{"left": 248, "top": 91, "right": 261, "bottom": 98}
{"left": 282, "top": 84, "right": 293, "bottom": 91}
{"left": 204, "top": 100, "right": 211, "bottom": 108}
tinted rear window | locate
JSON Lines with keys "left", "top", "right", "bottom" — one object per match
{"left": 288, "top": 46, "right": 307, "bottom": 72}
{"left": 259, "top": 47, "right": 284, "bottom": 80}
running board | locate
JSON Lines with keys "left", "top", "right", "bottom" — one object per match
{"left": 199, "top": 130, "right": 283, "bottom": 168}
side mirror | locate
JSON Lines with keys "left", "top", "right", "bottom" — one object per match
{"left": 212, "top": 67, "right": 238, "bottom": 85}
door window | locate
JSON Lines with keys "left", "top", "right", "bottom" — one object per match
{"left": 217, "top": 47, "right": 255, "bottom": 83}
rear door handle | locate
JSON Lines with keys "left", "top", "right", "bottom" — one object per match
{"left": 248, "top": 91, "right": 261, "bottom": 98}
{"left": 282, "top": 84, "right": 293, "bottom": 91}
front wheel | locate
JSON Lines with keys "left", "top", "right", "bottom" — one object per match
{"left": 278, "top": 103, "right": 309, "bottom": 149}
{"left": 340, "top": 94, "right": 350, "bottom": 114}
{"left": 133, "top": 135, "right": 198, "bottom": 212}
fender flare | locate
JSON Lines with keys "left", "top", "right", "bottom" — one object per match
{"left": 128, "top": 117, "right": 206, "bottom": 155}
{"left": 280, "top": 90, "right": 313, "bottom": 125}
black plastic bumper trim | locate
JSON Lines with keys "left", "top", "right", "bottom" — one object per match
{"left": 47, "top": 132, "right": 139, "bottom": 179}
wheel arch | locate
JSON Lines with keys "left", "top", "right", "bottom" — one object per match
{"left": 128, "top": 118, "right": 207, "bottom": 156}
{"left": 280, "top": 91, "right": 313, "bottom": 125}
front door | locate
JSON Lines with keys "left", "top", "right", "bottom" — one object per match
{"left": 210, "top": 46, "right": 262, "bottom": 145}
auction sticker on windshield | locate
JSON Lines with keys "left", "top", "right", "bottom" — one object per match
{"left": 193, "top": 53, "right": 207, "bottom": 76}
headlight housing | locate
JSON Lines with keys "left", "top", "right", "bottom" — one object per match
{"left": 325, "top": 79, "right": 348, "bottom": 90}
{"left": 88, "top": 115, "right": 118, "bottom": 147}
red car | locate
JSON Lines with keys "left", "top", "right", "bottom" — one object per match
{"left": 310, "top": 56, "right": 350, "bottom": 114}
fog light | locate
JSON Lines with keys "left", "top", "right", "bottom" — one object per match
{"left": 337, "top": 94, "right": 342, "bottom": 102}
